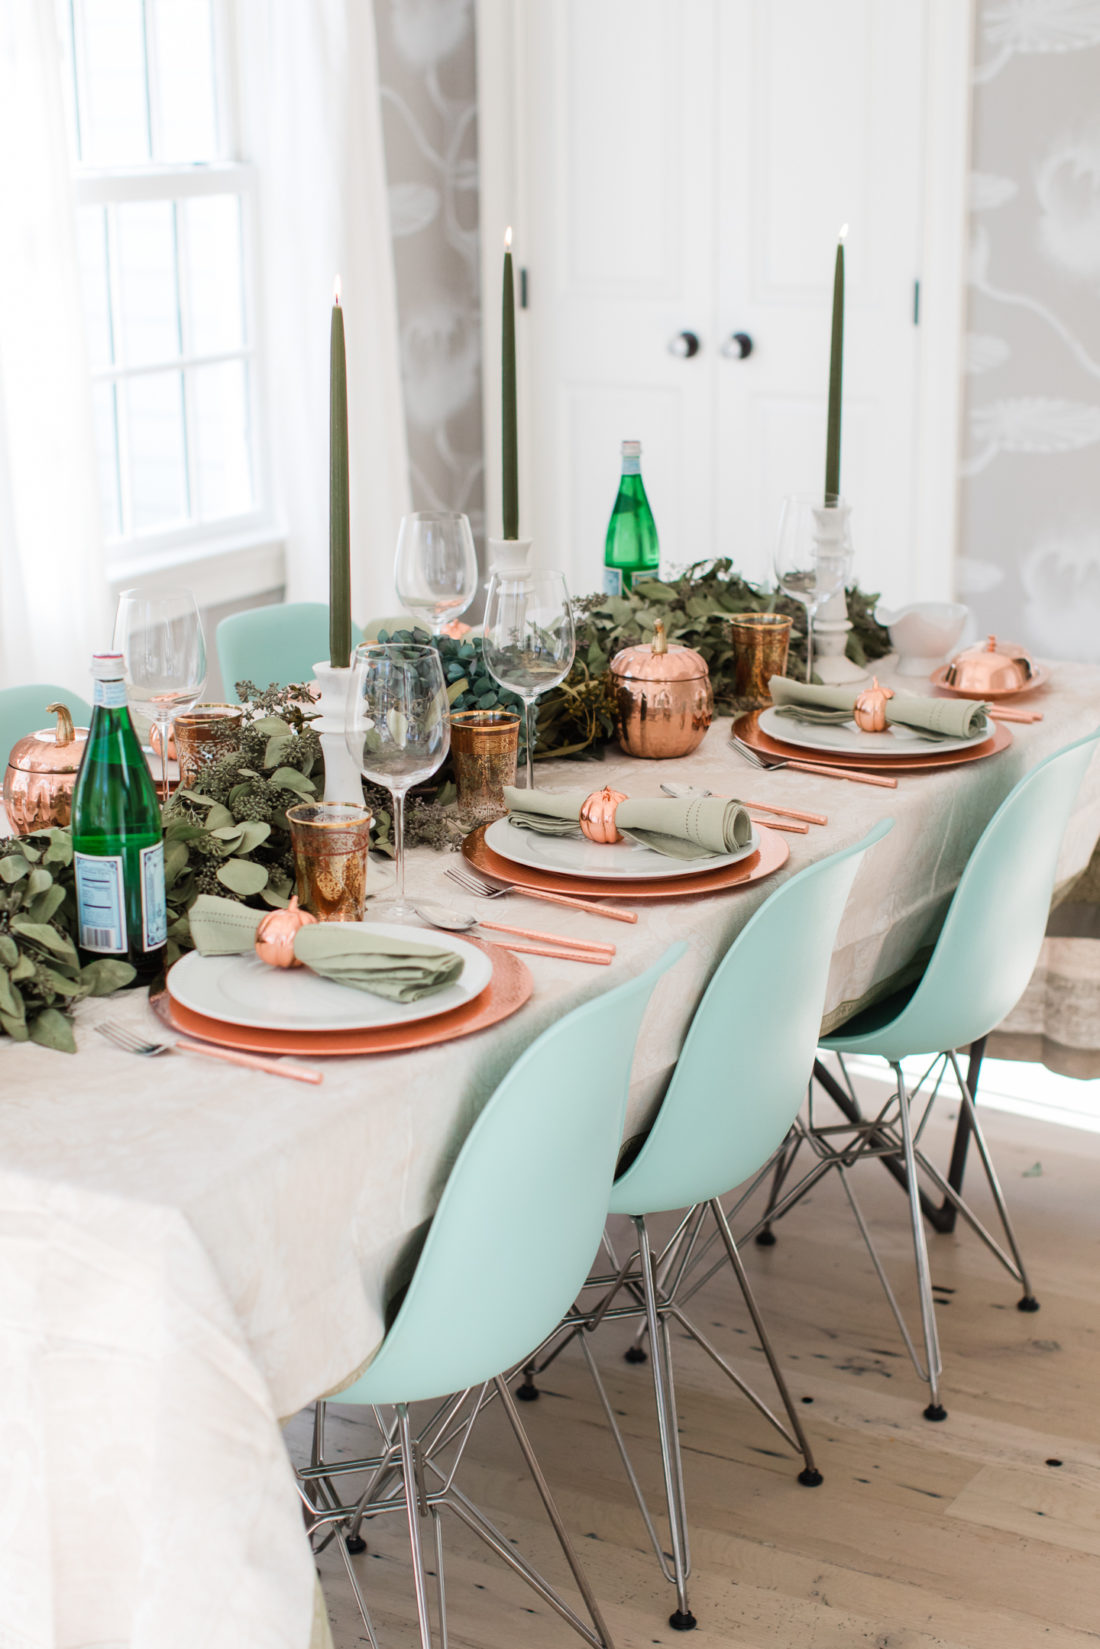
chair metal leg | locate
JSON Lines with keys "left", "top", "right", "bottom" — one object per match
{"left": 635, "top": 1217, "right": 696, "bottom": 1631}
{"left": 430, "top": 1506, "right": 449, "bottom": 1649}
{"left": 705, "top": 1199, "right": 822, "bottom": 1484}
{"left": 398, "top": 1404, "right": 437, "bottom": 1649}
{"left": 946, "top": 1050, "right": 1039, "bottom": 1310}
{"left": 894, "top": 1065, "right": 947, "bottom": 1421}
{"left": 754, "top": 1131, "right": 803, "bottom": 1247}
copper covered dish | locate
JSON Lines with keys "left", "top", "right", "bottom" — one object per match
{"left": 3, "top": 703, "right": 88, "bottom": 835}
{"left": 610, "top": 619, "right": 713, "bottom": 759}
{"left": 943, "top": 635, "right": 1038, "bottom": 695}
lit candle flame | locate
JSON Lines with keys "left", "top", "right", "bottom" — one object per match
{"left": 333, "top": 274, "right": 342, "bottom": 304}
{"left": 838, "top": 224, "right": 849, "bottom": 243}
{"left": 504, "top": 226, "right": 513, "bottom": 251}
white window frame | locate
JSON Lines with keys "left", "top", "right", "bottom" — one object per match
{"left": 64, "top": 0, "right": 284, "bottom": 607}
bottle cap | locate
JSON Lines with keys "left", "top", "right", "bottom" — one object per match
{"left": 91, "top": 652, "right": 126, "bottom": 680}
{"left": 621, "top": 440, "right": 642, "bottom": 457}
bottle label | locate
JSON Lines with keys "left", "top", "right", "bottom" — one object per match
{"left": 140, "top": 841, "right": 167, "bottom": 951}
{"left": 75, "top": 853, "right": 127, "bottom": 954}
{"left": 93, "top": 679, "right": 128, "bottom": 709}
{"left": 603, "top": 566, "right": 624, "bottom": 598}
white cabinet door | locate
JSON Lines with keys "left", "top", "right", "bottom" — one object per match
{"left": 508, "top": 0, "right": 932, "bottom": 604}
{"left": 517, "top": 0, "right": 717, "bottom": 595}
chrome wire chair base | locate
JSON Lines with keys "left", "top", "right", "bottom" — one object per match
{"left": 298, "top": 1379, "right": 615, "bottom": 1649}
{"left": 714, "top": 1051, "right": 1039, "bottom": 1418}
{"left": 519, "top": 1203, "right": 821, "bottom": 1631}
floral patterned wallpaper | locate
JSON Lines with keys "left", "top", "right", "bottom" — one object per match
{"left": 372, "top": 0, "right": 485, "bottom": 566}
{"left": 959, "top": 0, "right": 1100, "bottom": 661}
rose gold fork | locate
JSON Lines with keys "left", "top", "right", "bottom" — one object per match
{"left": 96, "top": 1019, "right": 323, "bottom": 1084}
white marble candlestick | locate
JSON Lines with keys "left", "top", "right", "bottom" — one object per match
{"left": 810, "top": 503, "right": 868, "bottom": 686}
{"left": 311, "top": 660, "right": 364, "bottom": 804}
{"left": 488, "top": 536, "right": 533, "bottom": 579}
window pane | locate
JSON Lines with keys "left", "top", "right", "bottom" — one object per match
{"left": 76, "top": 0, "right": 150, "bottom": 165}
{"left": 191, "top": 361, "right": 253, "bottom": 519}
{"left": 184, "top": 196, "right": 244, "bottom": 355}
{"left": 115, "top": 201, "right": 180, "bottom": 366}
{"left": 152, "top": 0, "right": 219, "bottom": 161}
{"left": 125, "top": 372, "right": 187, "bottom": 530}
{"left": 93, "top": 382, "right": 122, "bottom": 537}
{"left": 76, "top": 207, "right": 114, "bottom": 370}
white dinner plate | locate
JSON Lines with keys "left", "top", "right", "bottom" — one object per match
{"left": 758, "top": 705, "right": 990, "bottom": 758}
{"left": 484, "top": 815, "right": 760, "bottom": 881}
{"left": 167, "top": 921, "right": 492, "bottom": 1032}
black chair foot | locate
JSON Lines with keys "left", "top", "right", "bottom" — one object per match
{"left": 345, "top": 1534, "right": 367, "bottom": 1554}
{"left": 755, "top": 1227, "right": 778, "bottom": 1247}
{"left": 1017, "top": 1295, "right": 1040, "bottom": 1313}
{"left": 797, "top": 1467, "right": 824, "bottom": 1487}
{"left": 623, "top": 1344, "right": 648, "bottom": 1364}
{"left": 669, "top": 1609, "right": 697, "bottom": 1631}
{"left": 923, "top": 1402, "right": 948, "bottom": 1422}
{"left": 515, "top": 1381, "right": 540, "bottom": 1401}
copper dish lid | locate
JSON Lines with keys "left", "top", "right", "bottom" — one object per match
{"left": 3, "top": 703, "right": 89, "bottom": 834}
{"left": 943, "top": 635, "right": 1036, "bottom": 694}
{"left": 610, "top": 619, "right": 708, "bottom": 681}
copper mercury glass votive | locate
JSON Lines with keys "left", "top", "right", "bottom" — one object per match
{"left": 450, "top": 709, "right": 521, "bottom": 825}
{"left": 729, "top": 614, "right": 792, "bottom": 707}
{"left": 286, "top": 802, "right": 373, "bottom": 923}
{"left": 172, "top": 703, "right": 246, "bottom": 789}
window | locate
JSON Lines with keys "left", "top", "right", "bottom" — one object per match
{"left": 61, "top": 0, "right": 267, "bottom": 571}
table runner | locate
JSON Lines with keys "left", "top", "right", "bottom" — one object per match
{"left": 1, "top": 662, "right": 1097, "bottom": 1648}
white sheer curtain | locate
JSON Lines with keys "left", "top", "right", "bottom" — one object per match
{"left": 0, "top": 2, "right": 109, "bottom": 693}
{"left": 236, "top": 0, "right": 411, "bottom": 627}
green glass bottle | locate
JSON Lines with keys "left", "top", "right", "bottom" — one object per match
{"left": 71, "top": 652, "right": 167, "bottom": 987}
{"left": 604, "top": 438, "right": 659, "bottom": 596}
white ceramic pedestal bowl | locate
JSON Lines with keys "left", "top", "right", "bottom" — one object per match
{"left": 876, "top": 601, "right": 970, "bottom": 677}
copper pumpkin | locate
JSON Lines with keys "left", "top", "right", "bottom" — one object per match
{"left": 3, "top": 703, "right": 89, "bottom": 835}
{"left": 853, "top": 677, "right": 894, "bottom": 733}
{"left": 253, "top": 896, "right": 318, "bottom": 968}
{"left": 609, "top": 620, "right": 713, "bottom": 760}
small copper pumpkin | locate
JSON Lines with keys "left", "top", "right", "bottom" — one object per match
{"left": 853, "top": 677, "right": 894, "bottom": 733}
{"left": 254, "top": 896, "right": 318, "bottom": 968}
{"left": 579, "top": 787, "right": 627, "bottom": 844}
{"left": 3, "top": 703, "right": 89, "bottom": 834}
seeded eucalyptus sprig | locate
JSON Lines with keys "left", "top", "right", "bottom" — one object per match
{"left": 0, "top": 830, "right": 135, "bottom": 1053}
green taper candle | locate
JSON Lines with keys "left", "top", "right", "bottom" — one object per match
{"left": 824, "top": 226, "right": 846, "bottom": 506}
{"left": 502, "top": 227, "right": 519, "bottom": 540}
{"left": 329, "top": 277, "right": 352, "bottom": 667}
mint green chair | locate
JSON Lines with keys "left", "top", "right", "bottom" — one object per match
{"left": 215, "top": 603, "right": 365, "bottom": 701}
{"left": 765, "top": 730, "right": 1100, "bottom": 1424}
{"left": 1, "top": 684, "right": 93, "bottom": 769}
{"left": 298, "top": 942, "right": 686, "bottom": 1649}
{"left": 523, "top": 822, "right": 892, "bottom": 1632}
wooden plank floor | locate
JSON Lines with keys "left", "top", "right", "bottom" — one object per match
{"left": 286, "top": 1091, "right": 1100, "bottom": 1648}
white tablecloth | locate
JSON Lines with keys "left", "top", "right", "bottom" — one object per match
{"left": 2, "top": 665, "right": 1098, "bottom": 1648}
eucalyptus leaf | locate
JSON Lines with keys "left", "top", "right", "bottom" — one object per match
{"left": 26, "top": 866, "right": 53, "bottom": 897}
{"left": 27, "top": 886, "right": 67, "bottom": 925}
{"left": 79, "top": 958, "right": 137, "bottom": 996}
{"left": 0, "top": 857, "right": 29, "bottom": 884}
{"left": 269, "top": 766, "right": 316, "bottom": 796}
{"left": 0, "top": 936, "right": 16, "bottom": 968}
{"left": 1, "top": 1012, "right": 29, "bottom": 1041}
{"left": 205, "top": 804, "right": 237, "bottom": 831}
{"left": 30, "top": 1008, "right": 77, "bottom": 1054}
{"left": 216, "top": 858, "right": 269, "bottom": 895}
{"left": 10, "top": 920, "right": 78, "bottom": 963}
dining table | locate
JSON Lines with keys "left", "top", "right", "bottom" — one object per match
{"left": 1, "top": 661, "right": 1098, "bottom": 1649}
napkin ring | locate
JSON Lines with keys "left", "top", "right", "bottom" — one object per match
{"left": 579, "top": 786, "right": 626, "bottom": 844}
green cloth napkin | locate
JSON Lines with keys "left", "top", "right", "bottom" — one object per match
{"left": 187, "top": 895, "right": 464, "bottom": 1002}
{"left": 502, "top": 787, "right": 752, "bottom": 861}
{"left": 767, "top": 676, "right": 989, "bottom": 742}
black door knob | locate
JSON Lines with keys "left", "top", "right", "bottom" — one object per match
{"left": 668, "top": 331, "right": 701, "bottom": 359}
{"left": 721, "top": 332, "right": 754, "bottom": 360}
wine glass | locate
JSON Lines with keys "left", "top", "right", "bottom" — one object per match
{"left": 113, "top": 587, "right": 207, "bottom": 801}
{"left": 773, "top": 494, "right": 853, "bottom": 683}
{"left": 394, "top": 512, "right": 479, "bottom": 635}
{"left": 482, "top": 572, "right": 576, "bottom": 789}
{"left": 345, "top": 643, "right": 451, "bottom": 921}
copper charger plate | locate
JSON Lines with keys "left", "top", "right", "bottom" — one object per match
{"left": 462, "top": 820, "right": 789, "bottom": 900}
{"left": 733, "top": 709, "right": 1013, "bottom": 774}
{"left": 929, "top": 664, "right": 1049, "bottom": 700}
{"left": 151, "top": 940, "right": 532, "bottom": 1055}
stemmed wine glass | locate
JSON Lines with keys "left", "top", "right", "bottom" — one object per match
{"left": 113, "top": 587, "right": 207, "bottom": 801}
{"left": 345, "top": 643, "right": 451, "bottom": 921}
{"left": 773, "top": 494, "right": 853, "bottom": 683}
{"left": 394, "top": 512, "right": 479, "bottom": 635}
{"left": 482, "top": 571, "right": 576, "bottom": 789}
